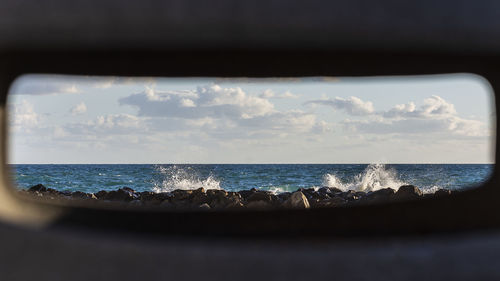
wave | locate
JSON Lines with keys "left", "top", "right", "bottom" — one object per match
{"left": 152, "top": 165, "right": 221, "bottom": 193}
{"left": 322, "top": 163, "right": 407, "bottom": 192}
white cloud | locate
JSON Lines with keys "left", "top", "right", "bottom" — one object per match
{"left": 70, "top": 102, "right": 87, "bottom": 115}
{"left": 11, "top": 80, "right": 80, "bottom": 95}
{"left": 120, "top": 84, "right": 275, "bottom": 120}
{"left": 259, "top": 90, "right": 299, "bottom": 99}
{"left": 305, "top": 96, "right": 375, "bottom": 115}
{"left": 280, "top": 91, "right": 300, "bottom": 99}
{"left": 10, "top": 100, "right": 38, "bottom": 128}
{"left": 117, "top": 84, "right": 331, "bottom": 140}
{"left": 259, "top": 89, "right": 275, "bottom": 99}
{"left": 344, "top": 95, "right": 487, "bottom": 137}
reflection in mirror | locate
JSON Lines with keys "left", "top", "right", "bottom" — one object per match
{"left": 8, "top": 74, "right": 495, "bottom": 209}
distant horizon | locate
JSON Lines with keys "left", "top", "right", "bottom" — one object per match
{"left": 8, "top": 74, "right": 495, "bottom": 164}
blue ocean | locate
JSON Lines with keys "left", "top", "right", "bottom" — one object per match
{"left": 10, "top": 164, "right": 494, "bottom": 194}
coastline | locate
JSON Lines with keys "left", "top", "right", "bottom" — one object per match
{"left": 22, "top": 184, "right": 454, "bottom": 210}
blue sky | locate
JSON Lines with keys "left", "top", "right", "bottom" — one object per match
{"left": 8, "top": 74, "right": 495, "bottom": 164}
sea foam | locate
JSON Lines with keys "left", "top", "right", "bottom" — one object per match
{"left": 152, "top": 165, "right": 221, "bottom": 193}
{"left": 322, "top": 163, "right": 407, "bottom": 192}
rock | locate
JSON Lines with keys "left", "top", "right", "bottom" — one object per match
{"left": 355, "top": 191, "right": 366, "bottom": 198}
{"left": 225, "top": 201, "right": 244, "bottom": 209}
{"left": 94, "top": 190, "right": 107, "bottom": 199}
{"left": 283, "top": 191, "right": 310, "bottom": 209}
{"left": 238, "top": 189, "right": 256, "bottom": 199}
{"left": 317, "top": 187, "right": 333, "bottom": 198}
{"left": 60, "top": 191, "right": 72, "bottom": 196}
{"left": 71, "top": 191, "right": 93, "bottom": 199}
{"left": 314, "top": 197, "right": 347, "bottom": 208}
{"left": 434, "top": 189, "right": 452, "bottom": 196}
{"left": 328, "top": 187, "right": 344, "bottom": 193}
{"left": 139, "top": 191, "right": 156, "bottom": 201}
{"left": 394, "top": 185, "right": 423, "bottom": 201}
{"left": 361, "top": 188, "right": 396, "bottom": 204}
{"left": 207, "top": 190, "right": 242, "bottom": 209}
{"left": 171, "top": 189, "right": 193, "bottom": 200}
{"left": 28, "top": 184, "right": 47, "bottom": 192}
{"left": 190, "top": 188, "right": 209, "bottom": 205}
{"left": 246, "top": 191, "right": 272, "bottom": 203}
{"left": 338, "top": 190, "right": 358, "bottom": 201}
{"left": 100, "top": 188, "right": 137, "bottom": 201}
{"left": 198, "top": 203, "right": 211, "bottom": 210}
{"left": 122, "top": 187, "right": 135, "bottom": 193}
{"left": 45, "top": 188, "right": 59, "bottom": 194}
{"left": 298, "top": 188, "right": 317, "bottom": 199}
{"left": 277, "top": 192, "right": 291, "bottom": 202}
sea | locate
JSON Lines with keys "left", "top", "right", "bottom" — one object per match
{"left": 10, "top": 164, "right": 494, "bottom": 194}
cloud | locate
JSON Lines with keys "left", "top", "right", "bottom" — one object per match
{"left": 90, "top": 77, "right": 156, "bottom": 89}
{"left": 119, "top": 84, "right": 275, "bottom": 119}
{"left": 304, "top": 96, "right": 375, "bottom": 115}
{"left": 66, "top": 114, "right": 146, "bottom": 135}
{"left": 10, "top": 100, "right": 39, "bottom": 128}
{"left": 118, "top": 84, "right": 330, "bottom": 140}
{"left": 10, "top": 75, "right": 157, "bottom": 96}
{"left": 343, "top": 95, "right": 487, "bottom": 137}
{"left": 382, "top": 96, "right": 457, "bottom": 119}
{"left": 259, "top": 90, "right": 299, "bottom": 99}
{"left": 70, "top": 102, "right": 87, "bottom": 115}
{"left": 259, "top": 89, "right": 275, "bottom": 99}
{"left": 11, "top": 80, "right": 80, "bottom": 95}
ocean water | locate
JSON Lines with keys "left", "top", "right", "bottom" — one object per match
{"left": 10, "top": 164, "right": 494, "bottom": 194}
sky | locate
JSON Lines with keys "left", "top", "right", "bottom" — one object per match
{"left": 8, "top": 74, "right": 495, "bottom": 164}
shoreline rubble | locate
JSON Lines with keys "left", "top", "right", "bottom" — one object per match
{"left": 22, "top": 184, "right": 453, "bottom": 210}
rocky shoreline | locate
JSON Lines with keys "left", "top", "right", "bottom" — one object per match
{"left": 22, "top": 184, "right": 454, "bottom": 210}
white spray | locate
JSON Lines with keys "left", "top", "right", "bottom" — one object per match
{"left": 322, "top": 163, "right": 407, "bottom": 192}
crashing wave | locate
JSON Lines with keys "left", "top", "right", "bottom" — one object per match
{"left": 322, "top": 163, "right": 407, "bottom": 192}
{"left": 152, "top": 165, "right": 221, "bottom": 193}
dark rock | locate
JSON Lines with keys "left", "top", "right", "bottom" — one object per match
{"left": 355, "top": 191, "right": 367, "bottom": 198}
{"left": 434, "top": 189, "right": 452, "bottom": 196}
{"left": 238, "top": 189, "right": 255, "bottom": 199}
{"left": 246, "top": 191, "right": 272, "bottom": 203}
{"left": 71, "top": 191, "right": 92, "bottom": 199}
{"left": 198, "top": 203, "right": 211, "bottom": 210}
{"left": 28, "top": 184, "right": 47, "bottom": 192}
{"left": 317, "top": 187, "right": 334, "bottom": 198}
{"left": 361, "top": 188, "right": 396, "bottom": 204}
{"left": 190, "top": 188, "right": 208, "bottom": 205}
{"left": 60, "top": 191, "right": 72, "bottom": 196}
{"left": 283, "top": 191, "right": 310, "bottom": 209}
{"left": 122, "top": 187, "right": 135, "bottom": 193}
{"left": 314, "top": 197, "right": 347, "bottom": 208}
{"left": 45, "top": 188, "right": 59, "bottom": 194}
{"left": 95, "top": 190, "right": 108, "bottom": 199}
{"left": 337, "top": 190, "right": 358, "bottom": 201}
{"left": 207, "top": 190, "right": 242, "bottom": 209}
{"left": 394, "top": 185, "right": 423, "bottom": 201}
{"left": 342, "top": 191, "right": 361, "bottom": 201}
{"left": 328, "top": 187, "right": 344, "bottom": 193}
{"left": 138, "top": 191, "right": 156, "bottom": 201}
{"left": 277, "top": 192, "right": 291, "bottom": 202}
{"left": 225, "top": 201, "right": 244, "bottom": 209}
{"left": 171, "top": 189, "right": 193, "bottom": 200}
{"left": 100, "top": 188, "right": 137, "bottom": 201}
